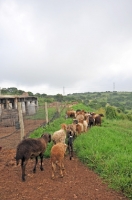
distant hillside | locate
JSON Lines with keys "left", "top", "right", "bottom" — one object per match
{"left": 66, "top": 91, "right": 132, "bottom": 114}
{"left": 1, "top": 87, "right": 132, "bottom": 114}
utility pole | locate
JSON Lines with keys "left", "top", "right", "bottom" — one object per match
{"left": 63, "top": 86, "right": 65, "bottom": 96}
{"left": 113, "top": 82, "right": 115, "bottom": 92}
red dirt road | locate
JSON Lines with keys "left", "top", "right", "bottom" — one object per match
{"left": 0, "top": 120, "right": 128, "bottom": 200}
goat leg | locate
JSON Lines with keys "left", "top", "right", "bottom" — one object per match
{"left": 51, "top": 162, "right": 56, "bottom": 179}
{"left": 40, "top": 153, "right": 44, "bottom": 171}
{"left": 70, "top": 144, "right": 74, "bottom": 160}
{"left": 56, "top": 162, "right": 63, "bottom": 178}
{"left": 21, "top": 159, "right": 27, "bottom": 182}
{"left": 33, "top": 157, "right": 38, "bottom": 173}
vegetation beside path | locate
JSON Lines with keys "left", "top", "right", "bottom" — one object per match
{"left": 30, "top": 103, "right": 132, "bottom": 199}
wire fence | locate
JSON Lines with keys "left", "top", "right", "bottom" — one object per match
{"left": 0, "top": 102, "right": 66, "bottom": 149}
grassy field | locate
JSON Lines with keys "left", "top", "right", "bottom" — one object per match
{"left": 74, "top": 119, "right": 132, "bottom": 198}
{"left": 30, "top": 103, "right": 132, "bottom": 199}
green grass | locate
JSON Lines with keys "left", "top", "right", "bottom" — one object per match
{"left": 72, "top": 103, "right": 93, "bottom": 112}
{"left": 30, "top": 108, "right": 72, "bottom": 158}
{"left": 29, "top": 104, "right": 132, "bottom": 199}
{"left": 74, "top": 119, "right": 132, "bottom": 199}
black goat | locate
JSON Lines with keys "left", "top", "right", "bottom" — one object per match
{"left": 67, "top": 130, "right": 74, "bottom": 160}
{"left": 15, "top": 133, "right": 51, "bottom": 181}
{"left": 88, "top": 115, "right": 95, "bottom": 127}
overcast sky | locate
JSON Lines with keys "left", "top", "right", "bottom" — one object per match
{"left": 0, "top": 0, "right": 132, "bottom": 95}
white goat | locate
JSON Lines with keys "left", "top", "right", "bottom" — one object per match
{"left": 52, "top": 124, "right": 67, "bottom": 144}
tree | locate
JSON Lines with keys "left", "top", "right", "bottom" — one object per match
{"left": 28, "top": 91, "right": 34, "bottom": 96}
{"left": 105, "top": 106, "right": 117, "bottom": 119}
{"left": 35, "top": 93, "right": 41, "bottom": 97}
{"left": 54, "top": 94, "right": 63, "bottom": 102}
{"left": 17, "top": 90, "right": 25, "bottom": 95}
{"left": 41, "top": 93, "right": 47, "bottom": 97}
{"left": 8, "top": 87, "right": 18, "bottom": 94}
{"left": 1, "top": 88, "right": 8, "bottom": 94}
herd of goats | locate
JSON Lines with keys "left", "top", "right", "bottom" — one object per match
{"left": 15, "top": 109, "right": 104, "bottom": 181}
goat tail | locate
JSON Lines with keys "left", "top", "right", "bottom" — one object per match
{"left": 15, "top": 149, "right": 23, "bottom": 165}
{"left": 14, "top": 155, "right": 20, "bottom": 165}
{"left": 15, "top": 155, "right": 20, "bottom": 165}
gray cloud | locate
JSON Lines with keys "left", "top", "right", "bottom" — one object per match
{"left": 0, "top": 0, "right": 132, "bottom": 94}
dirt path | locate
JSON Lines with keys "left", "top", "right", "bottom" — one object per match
{"left": 0, "top": 148, "right": 128, "bottom": 200}
{"left": 0, "top": 120, "right": 128, "bottom": 200}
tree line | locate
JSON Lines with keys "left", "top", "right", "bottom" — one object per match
{"left": 1, "top": 87, "right": 132, "bottom": 114}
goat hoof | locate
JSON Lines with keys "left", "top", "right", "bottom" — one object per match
{"left": 40, "top": 167, "right": 44, "bottom": 171}
{"left": 33, "top": 169, "right": 36, "bottom": 173}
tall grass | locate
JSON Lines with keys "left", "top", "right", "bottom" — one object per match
{"left": 74, "top": 119, "right": 132, "bottom": 198}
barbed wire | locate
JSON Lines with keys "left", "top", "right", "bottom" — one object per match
{"left": 0, "top": 130, "right": 19, "bottom": 140}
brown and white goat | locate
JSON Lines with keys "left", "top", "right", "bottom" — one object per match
{"left": 76, "top": 123, "right": 83, "bottom": 135}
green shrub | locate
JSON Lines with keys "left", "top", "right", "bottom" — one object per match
{"left": 105, "top": 106, "right": 117, "bottom": 119}
{"left": 126, "top": 114, "right": 132, "bottom": 121}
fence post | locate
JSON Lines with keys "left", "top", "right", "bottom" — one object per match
{"left": 18, "top": 102, "right": 25, "bottom": 140}
{"left": 45, "top": 102, "right": 48, "bottom": 124}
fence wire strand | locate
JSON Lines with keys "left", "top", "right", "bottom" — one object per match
{"left": 0, "top": 103, "right": 66, "bottom": 144}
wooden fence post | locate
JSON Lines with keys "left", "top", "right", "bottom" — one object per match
{"left": 45, "top": 102, "right": 48, "bottom": 124}
{"left": 18, "top": 102, "right": 25, "bottom": 140}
